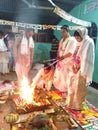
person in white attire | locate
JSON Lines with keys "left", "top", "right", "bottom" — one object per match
{"left": 13, "top": 29, "right": 34, "bottom": 83}
{"left": 0, "top": 31, "right": 9, "bottom": 74}
{"left": 66, "top": 28, "right": 95, "bottom": 110}
{"left": 53, "top": 25, "right": 77, "bottom": 93}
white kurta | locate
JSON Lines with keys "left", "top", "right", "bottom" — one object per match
{"left": 53, "top": 36, "right": 77, "bottom": 92}
{"left": 13, "top": 34, "right": 34, "bottom": 82}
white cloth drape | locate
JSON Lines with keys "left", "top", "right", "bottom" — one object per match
{"left": 20, "top": 35, "right": 34, "bottom": 55}
{"left": 77, "top": 35, "right": 95, "bottom": 84}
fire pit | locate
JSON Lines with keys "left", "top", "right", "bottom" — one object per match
{"left": 12, "top": 77, "right": 52, "bottom": 114}
{"left": 13, "top": 89, "right": 52, "bottom": 114}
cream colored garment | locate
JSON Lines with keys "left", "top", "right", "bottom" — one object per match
{"left": 66, "top": 71, "right": 87, "bottom": 110}
{"left": 13, "top": 34, "right": 34, "bottom": 82}
{"left": 77, "top": 35, "right": 95, "bottom": 84}
{"left": 58, "top": 37, "right": 76, "bottom": 57}
{"left": 53, "top": 37, "right": 77, "bottom": 92}
{"left": 20, "top": 35, "right": 34, "bottom": 55}
{"left": 58, "top": 37, "right": 77, "bottom": 65}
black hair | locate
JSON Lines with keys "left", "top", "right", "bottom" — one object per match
{"left": 0, "top": 31, "right": 4, "bottom": 36}
{"left": 74, "top": 31, "right": 81, "bottom": 37}
{"left": 44, "top": 63, "right": 51, "bottom": 70}
{"left": 61, "top": 25, "right": 69, "bottom": 31}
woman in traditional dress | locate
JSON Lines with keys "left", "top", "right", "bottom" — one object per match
{"left": 66, "top": 28, "right": 95, "bottom": 110}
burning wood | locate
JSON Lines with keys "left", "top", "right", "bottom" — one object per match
{"left": 12, "top": 77, "right": 52, "bottom": 114}
{"left": 13, "top": 93, "right": 51, "bottom": 114}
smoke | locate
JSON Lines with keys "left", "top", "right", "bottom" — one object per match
{"left": 14, "top": 0, "right": 42, "bottom": 24}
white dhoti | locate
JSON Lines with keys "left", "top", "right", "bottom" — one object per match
{"left": 53, "top": 61, "right": 68, "bottom": 92}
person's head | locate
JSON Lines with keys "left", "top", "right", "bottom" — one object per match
{"left": 25, "top": 28, "right": 34, "bottom": 38}
{"left": 74, "top": 28, "right": 88, "bottom": 42}
{"left": 74, "top": 30, "right": 83, "bottom": 42}
{"left": 0, "top": 31, "right": 4, "bottom": 39}
{"left": 43, "top": 63, "right": 51, "bottom": 74}
{"left": 61, "top": 25, "right": 69, "bottom": 39}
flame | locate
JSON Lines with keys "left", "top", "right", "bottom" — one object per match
{"left": 20, "top": 76, "right": 34, "bottom": 104}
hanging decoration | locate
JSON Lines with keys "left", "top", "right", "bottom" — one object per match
{"left": 0, "top": 19, "right": 58, "bottom": 30}
{"left": 0, "top": 19, "right": 84, "bottom": 31}
{"left": 48, "top": 0, "right": 91, "bottom": 27}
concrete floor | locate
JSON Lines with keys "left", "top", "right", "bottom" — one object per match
{"left": 86, "top": 86, "right": 98, "bottom": 108}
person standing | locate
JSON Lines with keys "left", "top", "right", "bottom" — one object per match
{"left": 0, "top": 31, "right": 9, "bottom": 74}
{"left": 53, "top": 25, "right": 77, "bottom": 92}
{"left": 66, "top": 28, "right": 95, "bottom": 110}
{"left": 13, "top": 29, "right": 34, "bottom": 83}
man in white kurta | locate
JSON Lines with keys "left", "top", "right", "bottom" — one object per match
{"left": 13, "top": 29, "right": 34, "bottom": 83}
{"left": 53, "top": 25, "right": 77, "bottom": 92}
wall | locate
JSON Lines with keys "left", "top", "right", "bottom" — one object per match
{"left": 33, "top": 43, "right": 51, "bottom": 63}
{"left": 55, "top": 0, "right": 98, "bottom": 83}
